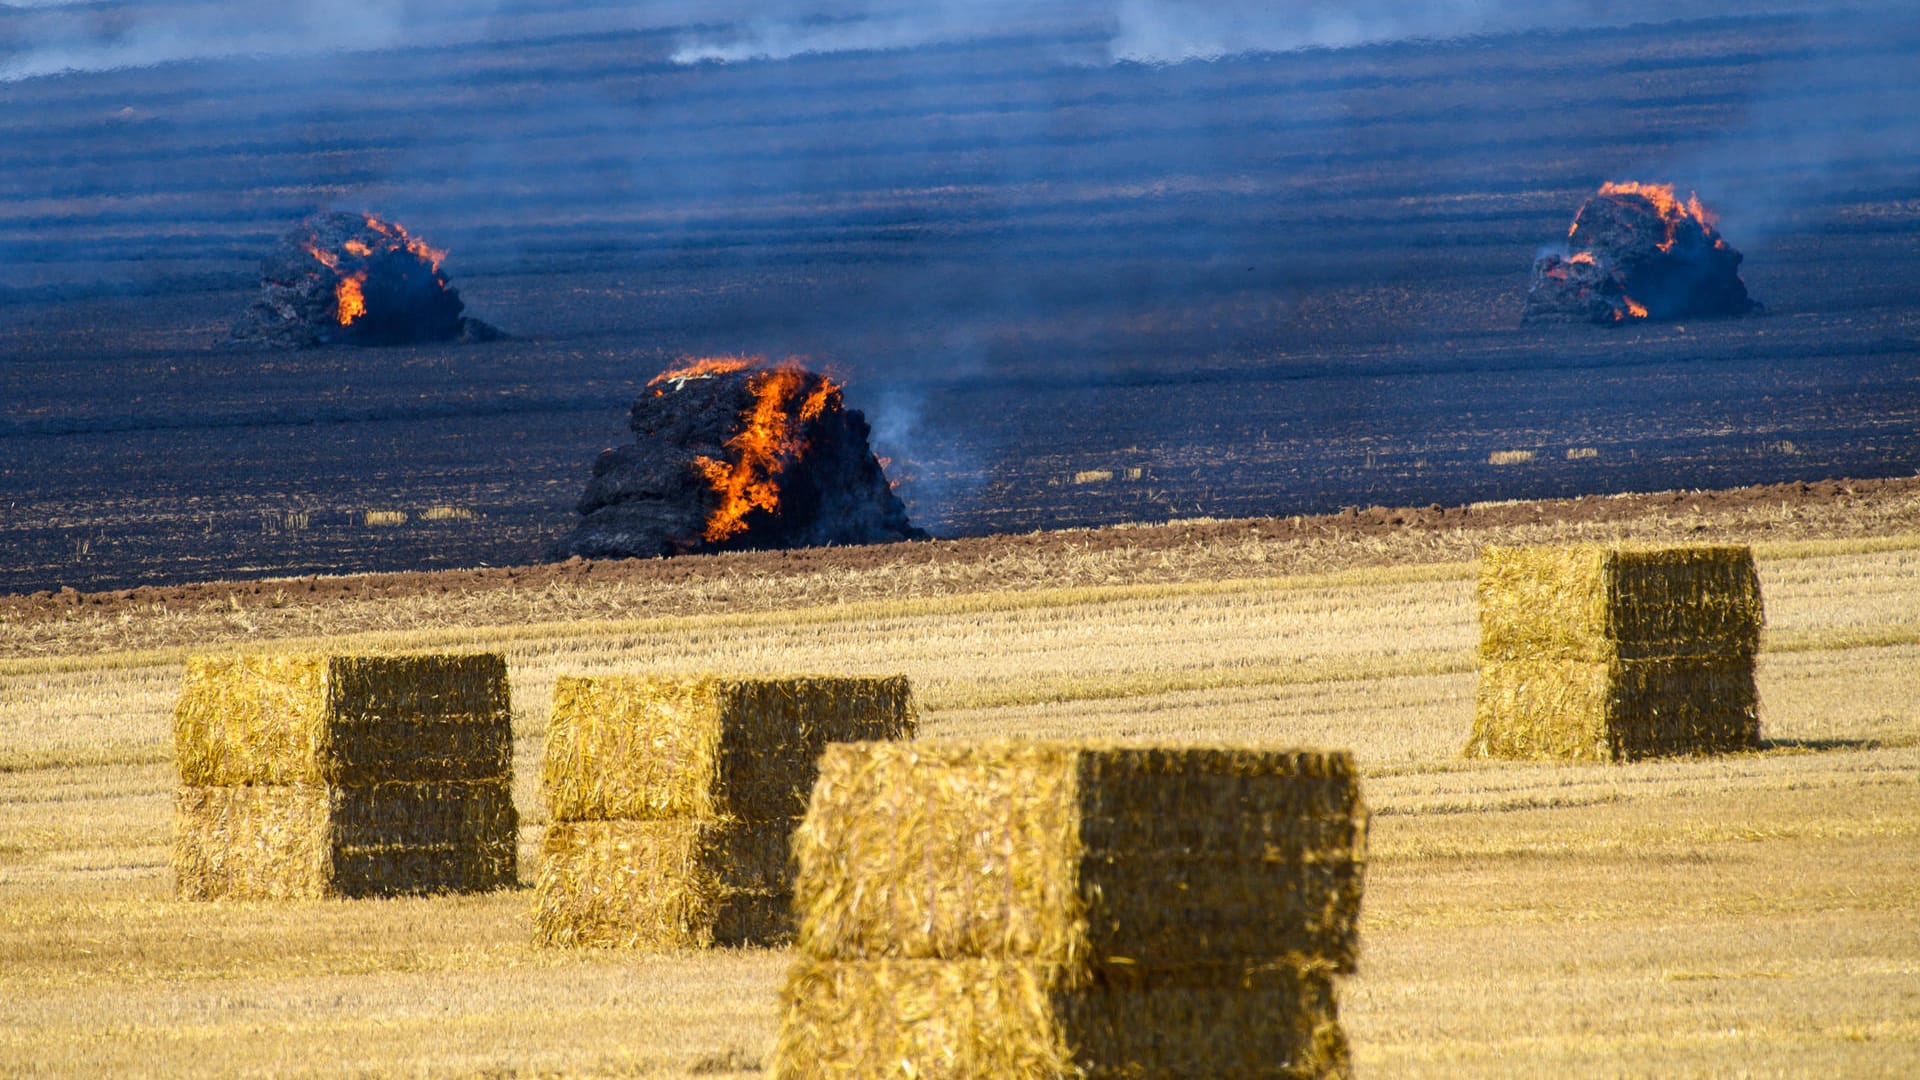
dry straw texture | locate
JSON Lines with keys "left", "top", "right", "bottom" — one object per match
{"left": 533, "top": 818, "right": 793, "bottom": 948}
{"left": 535, "top": 674, "right": 915, "bottom": 949}
{"left": 774, "top": 740, "right": 1366, "bottom": 1079}
{"left": 775, "top": 957, "right": 1350, "bottom": 1080}
{"left": 791, "top": 741, "right": 1366, "bottom": 972}
{"left": 1468, "top": 545, "right": 1763, "bottom": 760}
{"left": 542, "top": 674, "right": 915, "bottom": 822}
{"left": 172, "top": 653, "right": 517, "bottom": 899}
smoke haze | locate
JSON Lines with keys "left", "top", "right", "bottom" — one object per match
{"left": 8, "top": 0, "right": 1894, "bottom": 81}
{"left": 4, "top": 0, "right": 1918, "bottom": 583}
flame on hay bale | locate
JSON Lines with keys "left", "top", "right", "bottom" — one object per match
{"left": 1467, "top": 545, "right": 1763, "bottom": 761}
{"left": 534, "top": 674, "right": 915, "bottom": 950}
{"left": 772, "top": 740, "right": 1368, "bottom": 1080}
{"left": 171, "top": 653, "right": 517, "bottom": 900}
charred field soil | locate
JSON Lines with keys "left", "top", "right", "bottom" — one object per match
{"left": 4, "top": 6, "right": 1920, "bottom": 594}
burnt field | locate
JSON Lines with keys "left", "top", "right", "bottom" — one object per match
{"left": 3, "top": 3, "right": 1918, "bottom": 594}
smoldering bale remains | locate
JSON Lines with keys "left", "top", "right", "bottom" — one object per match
{"left": 230, "top": 211, "right": 502, "bottom": 349}
{"left": 551, "top": 358, "right": 925, "bottom": 560}
{"left": 1525, "top": 182, "right": 1756, "bottom": 325}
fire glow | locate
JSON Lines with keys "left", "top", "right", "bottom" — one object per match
{"left": 652, "top": 356, "right": 843, "bottom": 542}
{"left": 1524, "top": 181, "right": 1753, "bottom": 325}
{"left": 1594, "top": 181, "right": 1716, "bottom": 253}
{"left": 301, "top": 214, "right": 449, "bottom": 327}
{"left": 233, "top": 210, "right": 496, "bottom": 349}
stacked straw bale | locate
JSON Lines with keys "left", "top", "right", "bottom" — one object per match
{"left": 773, "top": 741, "right": 1369, "bottom": 1079}
{"left": 1467, "top": 544, "right": 1764, "bottom": 761}
{"left": 172, "top": 653, "right": 517, "bottom": 899}
{"left": 534, "top": 674, "right": 915, "bottom": 949}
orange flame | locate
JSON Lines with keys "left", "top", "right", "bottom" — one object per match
{"left": 1597, "top": 181, "right": 1718, "bottom": 253}
{"left": 677, "top": 358, "right": 841, "bottom": 543}
{"left": 335, "top": 274, "right": 368, "bottom": 325}
{"left": 1625, "top": 298, "right": 1649, "bottom": 319}
{"left": 299, "top": 213, "right": 456, "bottom": 329}
{"left": 648, "top": 355, "right": 755, "bottom": 395}
{"left": 363, "top": 215, "right": 448, "bottom": 271}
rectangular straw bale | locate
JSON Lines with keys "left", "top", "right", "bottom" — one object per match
{"left": 1478, "top": 544, "right": 1762, "bottom": 662}
{"left": 773, "top": 957, "right": 1350, "bottom": 1080}
{"left": 174, "top": 784, "right": 333, "bottom": 900}
{"left": 1471, "top": 545, "right": 1764, "bottom": 761}
{"left": 175, "top": 653, "right": 512, "bottom": 786}
{"left": 174, "top": 780, "right": 518, "bottom": 899}
{"left": 542, "top": 674, "right": 915, "bottom": 823}
{"left": 791, "top": 741, "right": 1367, "bottom": 972}
{"left": 533, "top": 818, "right": 796, "bottom": 947}
{"left": 1470, "top": 657, "right": 1760, "bottom": 761}
{"left": 173, "top": 652, "right": 516, "bottom": 899}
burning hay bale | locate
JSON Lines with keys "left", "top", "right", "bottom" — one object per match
{"left": 1467, "top": 545, "right": 1764, "bottom": 761}
{"left": 533, "top": 674, "right": 916, "bottom": 949}
{"left": 230, "top": 211, "right": 502, "bottom": 348}
{"left": 1524, "top": 182, "right": 1756, "bottom": 324}
{"left": 172, "top": 653, "right": 517, "bottom": 899}
{"left": 549, "top": 357, "right": 926, "bottom": 560}
{"left": 772, "top": 741, "right": 1368, "bottom": 1079}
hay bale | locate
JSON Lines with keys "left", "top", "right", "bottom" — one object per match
{"left": 532, "top": 818, "right": 794, "bottom": 947}
{"left": 791, "top": 742, "right": 1367, "bottom": 971}
{"left": 543, "top": 674, "right": 915, "bottom": 822}
{"left": 175, "top": 654, "right": 514, "bottom": 786}
{"left": 774, "top": 958, "right": 1350, "bottom": 1080}
{"left": 772, "top": 740, "right": 1367, "bottom": 1080}
{"left": 1468, "top": 545, "right": 1763, "bottom": 760}
{"left": 535, "top": 674, "right": 915, "bottom": 949}
{"left": 172, "top": 653, "right": 517, "bottom": 899}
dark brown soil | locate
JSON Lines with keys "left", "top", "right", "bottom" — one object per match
{"left": 6, "top": 474, "right": 1912, "bottom": 627}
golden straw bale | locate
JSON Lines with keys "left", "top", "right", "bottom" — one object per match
{"left": 543, "top": 674, "right": 915, "bottom": 823}
{"left": 173, "top": 780, "right": 518, "bottom": 899}
{"left": 792, "top": 741, "right": 1368, "bottom": 973}
{"left": 532, "top": 818, "right": 795, "bottom": 948}
{"left": 172, "top": 652, "right": 517, "bottom": 900}
{"left": 175, "top": 653, "right": 513, "bottom": 786}
{"left": 1477, "top": 544, "right": 1761, "bottom": 662}
{"left": 1468, "top": 545, "right": 1764, "bottom": 761}
{"left": 774, "top": 957, "right": 1350, "bottom": 1080}
{"left": 1473, "top": 657, "right": 1760, "bottom": 761}
{"left": 535, "top": 673, "right": 915, "bottom": 949}
{"left": 173, "top": 785, "right": 333, "bottom": 900}
{"left": 773, "top": 740, "right": 1365, "bottom": 1079}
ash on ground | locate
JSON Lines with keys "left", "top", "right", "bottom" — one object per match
{"left": 1525, "top": 183, "right": 1757, "bottom": 325}
{"left": 550, "top": 358, "right": 925, "bottom": 560}
{"left": 231, "top": 211, "right": 502, "bottom": 348}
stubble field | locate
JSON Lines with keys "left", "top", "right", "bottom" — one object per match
{"left": 2, "top": 483, "right": 1917, "bottom": 1077}
{"left": 5, "top": 3, "right": 1920, "bottom": 1075}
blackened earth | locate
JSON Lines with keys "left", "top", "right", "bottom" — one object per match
{"left": 3, "top": 7, "right": 1918, "bottom": 593}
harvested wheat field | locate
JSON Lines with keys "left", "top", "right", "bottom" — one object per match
{"left": 2, "top": 482, "right": 1918, "bottom": 1077}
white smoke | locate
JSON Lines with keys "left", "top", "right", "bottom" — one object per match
{"left": 4, "top": 0, "right": 1904, "bottom": 83}
{"left": 669, "top": 6, "right": 1017, "bottom": 65}
{"left": 0, "top": 1, "right": 432, "bottom": 81}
